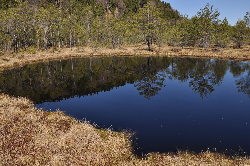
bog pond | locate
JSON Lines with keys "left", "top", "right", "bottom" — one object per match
{"left": 0, "top": 56, "right": 250, "bottom": 155}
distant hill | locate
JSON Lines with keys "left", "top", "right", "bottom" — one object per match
{"left": 90, "top": 0, "right": 180, "bottom": 19}
{"left": 0, "top": 0, "right": 180, "bottom": 19}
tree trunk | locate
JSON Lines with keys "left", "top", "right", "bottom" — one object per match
{"left": 58, "top": 29, "right": 61, "bottom": 48}
{"left": 44, "top": 28, "right": 48, "bottom": 50}
{"left": 69, "top": 31, "right": 72, "bottom": 49}
{"left": 146, "top": 36, "right": 153, "bottom": 51}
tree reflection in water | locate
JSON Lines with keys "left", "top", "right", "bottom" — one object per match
{"left": 0, "top": 57, "right": 249, "bottom": 102}
{"left": 229, "top": 61, "right": 250, "bottom": 97}
{"left": 134, "top": 72, "right": 166, "bottom": 99}
{"left": 236, "top": 72, "right": 250, "bottom": 97}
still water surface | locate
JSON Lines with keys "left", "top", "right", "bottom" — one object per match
{"left": 0, "top": 56, "right": 250, "bottom": 155}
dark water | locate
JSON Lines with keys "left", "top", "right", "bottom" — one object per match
{"left": 0, "top": 56, "right": 250, "bottom": 155}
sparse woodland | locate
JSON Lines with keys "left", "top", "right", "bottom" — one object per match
{"left": 0, "top": 0, "right": 249, "bottom": 53}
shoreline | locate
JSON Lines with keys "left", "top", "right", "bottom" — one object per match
{"left": 0, "top": 45, "right": 250, "bottom": 70}
{"left": 1, "top": 93, "right": 250, "bottom": 165}
{"left": 1, "top": 45, "right": 250, "bottom": 165}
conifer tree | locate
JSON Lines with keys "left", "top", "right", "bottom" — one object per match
{"left": 213, "top": 18, "right": 231, "bottom": 48}
{"left": 232, "top": 20, "right": 249, "bottom": 48}
{"left": 132, "top": 1, "right": 165, "bottom": 51}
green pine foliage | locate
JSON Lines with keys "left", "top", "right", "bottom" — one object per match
{"left": 0, "top": 0, "right": 249, "bottom": 52}
{"left": 232, "top": 20, "right": 249, "bottom": 48}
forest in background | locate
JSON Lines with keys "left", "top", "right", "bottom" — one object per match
{"left": 0, "top": 0, "right": 250, "bottom": 52}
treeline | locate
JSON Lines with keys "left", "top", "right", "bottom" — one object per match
{"left": 0, "top": 0, "right": 249, "bottom": 52}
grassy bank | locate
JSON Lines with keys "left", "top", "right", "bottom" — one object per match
{"left": 0, "top": 45, "right": 250, "bottom": 70}
{"left": 0, "top": 94, "right": 250, "bottom": 165}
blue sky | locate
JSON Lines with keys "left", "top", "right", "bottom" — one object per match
{"left": 164, "top": 0, "right": 250, "bottom": 25}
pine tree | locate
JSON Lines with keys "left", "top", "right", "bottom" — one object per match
{"left": 131, "top": 1, "right": 165, "bottom": 51}
{"left": 213, "top": 18, "right": 231, "bottom": 48}
{"left": 232, "top": 20, "right": 248, "bottom": 48}
{"left": 195, "top": 4, "right": 220, "bottom": 48}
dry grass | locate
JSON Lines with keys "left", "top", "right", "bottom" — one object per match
{"left": 1, "top": 94, "right": 250, "bottom": 166}
{"left": 0, "top": 45, "right": 250, "bottom": 70}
